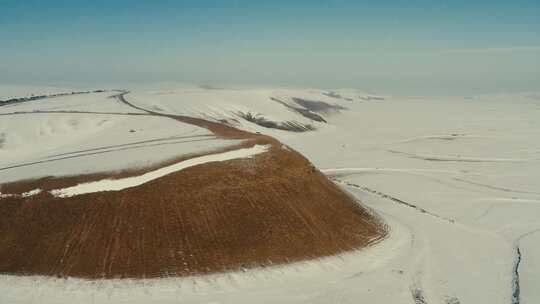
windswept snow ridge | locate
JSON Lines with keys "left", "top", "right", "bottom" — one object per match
{"left": 50, "top": 145, "right": 270, "bottom": 197}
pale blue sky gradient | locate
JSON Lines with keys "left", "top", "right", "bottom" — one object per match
{"left": 1, "top": 0, "right": 539, "bottom": 94}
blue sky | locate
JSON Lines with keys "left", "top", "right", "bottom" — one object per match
{"left": 1, "top": 0, "right": 539, "bottom": 94}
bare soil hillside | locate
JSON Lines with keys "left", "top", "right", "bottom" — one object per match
{"left": 0, "top": 93, "right": 386, "bottom": 279}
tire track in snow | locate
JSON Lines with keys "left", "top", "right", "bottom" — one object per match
{"left": 44, "top": 133, "right": 213, "bottom": 159}
{"left": 328, "top": 171, "right": 536, "bottom": 304}
{"left": 0, "top": 137, "right": 220, "bottom": 171}
{"left": 322, "top": 168, "right": 495, "bottom": 196}
{"left": 474, "top": 203, "right": 496, "bottom": 221}
{"left": 325, "top": 167, "right": 540, "bottom": 205}
{"left": 474, "top": 199, "right": 540, "bottom": 221}
{"left": 387, "top": 149, "right": 532, "bottom": 163}
{"left": 331, "top": 178, "right": 455, "bottom": 224}
{"left": 452, "top": 177, "right": 540, "bottom": 195}
{"left": 333, "top": 172, "right": 457, "bottom": 304}
{"left": 335, "top": 177, "right": 465, "bottom": 304}
{"left": 0, "top": 110, "right": 149, "bottom": 116}
{"left": 396, "top": 133, "right": 492, "bottom": 144}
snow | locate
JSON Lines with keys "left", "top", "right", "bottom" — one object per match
{"left": 21, "top": 188, "right": 42, "bottom": 197}
{"left": 275, "top": 92, "right": 540, "bottom": 304}
{"left": 0, "top": 192, "right": 15, "bottom": 199}
{"left": 0, "top": 189, "right": 42, "bottom": 199}
{"left": 0, "top": 91, "right": 239, "bottom": 183}
{"left": 50, "top": 144, "right": 270, "bottom": 197}
{"left": 0, "top": 91, "right": 136, "bottom": 114}
{"left": 0, "top": 84, "right": 93, "bottom": 101}
{"left": 126, "top": 87, "right": 354, "bottom": 135}
{"left": 1, "top": 85, "right": 540, "bottom": 303}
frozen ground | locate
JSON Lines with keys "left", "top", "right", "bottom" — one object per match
{"left": 1, "top": 85, "right": 539, "bottom": 303}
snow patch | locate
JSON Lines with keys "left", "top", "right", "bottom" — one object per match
{"left": 0, "top": 192, "right": 15, "bottom": 199}
{"left": 50, "top": 145, "right": 270, "bottom": 198}
{"left": 21, "top": 189, "right": 42, "bottom": 197}
{"left": 0, "top": 189, "right": 42, "bottom": 199}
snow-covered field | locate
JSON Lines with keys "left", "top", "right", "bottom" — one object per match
{"left": 1, "top": 85, "right": 539, "bottom": 303}
{"left": 0, "top": 84, "right": 94, "bottom": 101}
{"left": 0, "top": 90, "right": 239, "bottom": 182}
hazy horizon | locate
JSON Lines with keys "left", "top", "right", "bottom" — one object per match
{"left": 1, "top": 1, "right": 539, "bottom": 95}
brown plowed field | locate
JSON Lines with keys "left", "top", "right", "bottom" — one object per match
{"left": 0, "top": 93, "right": 386, "bottom": 279}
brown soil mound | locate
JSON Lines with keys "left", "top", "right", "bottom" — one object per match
{"left": 0, "top": 93, "right": 386, "bottom": 279}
